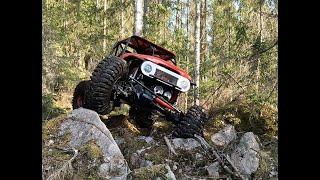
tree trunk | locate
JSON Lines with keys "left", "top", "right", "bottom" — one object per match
{"left": 210, "top": 0, "right": 215, "bottom": 80}
{"left": 143, "top": 0, "right": 149, "bottom": 31}
{"left": 103, "top": 0, "right": 107, "bottom": 52}
{"left": 194, "top": 0, "right": 201, "bottom": 106}
{"left": 175, "top": 0, "right": 180, "bottom": 33}
{"left": 96, "top": 0, "right": 100, "bottom": 23}
{"left": 256, "top": 1, "right": 263, "bottom": 93}
{"left": 201, "top": 0, "right": 207, "bottom": 82}
{"left": 96, "top": 0, "right": 100, "bottom": 8}
{"left": 63, "top": 0, "right": 66, "bottom": 30}
{"left": 185, "top": 0, "right": 190, "bottom": 111}
{"left": 121, "top": 0, "right": 124, "bottom": 38}
{"left": 134, "top": 0, "right": 144, "bottom": 36}
{"left": 228, "top": 6, "right": 231, "bottom": 58}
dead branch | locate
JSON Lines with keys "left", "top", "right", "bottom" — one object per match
{"left": 258, "top": 40, "right": 278, "bottom": 55}
{"left": 47, "top": 148, "right": 78, "bottom": 180}
{"left": 194, "top": 134, "right": 245, "bottom": 180}
{"left": 262, "top": 139, "right": 278, "bottom": 146}
{"left": 164, "top": 136, "right": 177, "bottom": 155}
{"left": 248, "top": 40, "right": 278, "bottom": 62}
{"left": 207, "top": 90, "right": 245, "bottom": 121}
{"left": 201, "top": 82, "right": 224, "bottom": 107}
{"left": 221, "top": 72, "right": 245, "bottom": 92}
{"left": 266, "top": 80, "right": 278, "bottom": 100}
{"left": 258, "top": 79, "right": 278, "bottom": 112}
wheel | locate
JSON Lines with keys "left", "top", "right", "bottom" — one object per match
{"left": 172, "top": 105, "right": 208, "bottom": 138}
{"left": 72, "top": 80, "right": 90, "bottom": 109}
{"left": 84, "top": 56, "right": 127, "bottom": 115}
{"left": 129, "top": 107, "right": 158, "bottom": 130}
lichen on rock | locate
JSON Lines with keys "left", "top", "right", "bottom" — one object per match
{"left": 42, "top": 108, "right": 129, "bottom": 179}
{"left": 230, "top": 132, "right": 260, "bottom": 176}
{"left": 211, "top": 124, "right": 237, "bottom": 147}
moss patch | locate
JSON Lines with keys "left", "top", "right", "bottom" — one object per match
{"left": 253, "top": 150, "right": 272, "bottom": 179}
{"left": 207, "top": 99, "right": 278, "bottom": 137}
{"left": 144, "top": 145, "right": 168, "bottom": 164}
{"left": 131, "top": 164, "right": 168, "bottom": 179}
{"left": 70, "top": 141, "right": 104, "bottom": 179}
{"left": 83, "top": 140, "right": 103, "bottom": 160}
{"left": 43, "top": 114, "right": 67, "bottom": 141}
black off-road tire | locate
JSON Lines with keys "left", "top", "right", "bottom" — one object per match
{"left": 172, "top": 105, "right": 208, "bottom": 138}
{"left": 72, "top": 80, "right": 91, "bottom": 109}
{"left": 84, "top": 56, "right": 127, "bottom": 115}
{"left": 129, "top": 107, "right": 158, "bottom": 130}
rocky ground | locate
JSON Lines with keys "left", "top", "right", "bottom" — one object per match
{"left": 42, "top": 108, "right": 278, "bottom": 180}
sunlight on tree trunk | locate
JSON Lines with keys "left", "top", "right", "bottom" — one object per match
{"left": 134, "top": 0, "right": 144, "bottom": 36}
{"left": 120, "top": 0, "right": 124, "bottom": 39}
{"left": 194, "top": 0, "right": 201, "bottom": 106}
{"left": 184, "top": 0, "right": 190, "bottom": 111}
{"left": 103, "top": 0, "right": 107, "bottom": 52}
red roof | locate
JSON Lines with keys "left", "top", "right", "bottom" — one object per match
{"left": 118, "top": 35, "right": 176, "bottom": 61}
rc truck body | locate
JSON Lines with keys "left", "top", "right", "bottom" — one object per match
{"left": 72, "top": 35, "right": 207, "bottom": 137}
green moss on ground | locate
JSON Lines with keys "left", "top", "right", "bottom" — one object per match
{"left": 144, "top": 145, "right": 168, "bottom": 164}
{"left": 131, "top": 164, "right": 168, "bottom": 179}
{"left": 43, "top": 114, "right": 67, "bottom": 141}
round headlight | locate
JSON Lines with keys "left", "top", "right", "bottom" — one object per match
{"left": 143, "top": 64, "right": 153, "bottom": 73}
{"left": 180, "top": 80, "right": 189, "bottom": 89}
{"left": 154, "top": 86, "right": 164, "bottom": 95}
{"left": 163, "top": 91, "right": 172, "bottom": 100}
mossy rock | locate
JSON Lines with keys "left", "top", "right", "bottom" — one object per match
{"left": 43, "top": 108, "right": 129, "bottom": 179}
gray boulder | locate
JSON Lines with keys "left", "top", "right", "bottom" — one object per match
{"left": 57, "top": 108, "right": 129, "bottom": 179}
{"left": 206, "top": 162, "right": 220, "bottom": 177}
{"left": 211, "top": 124, "right": 237, "bottom": 147}
{"left": 230, "top": 132, "right": 260, "bottom": 176}
{"left": 171, "top": 138, "right": 201, "bottom": 151}
{"left": 137, "top": 136, "right": 154, "bottom": 144}
{"left": 130, "top": 152, "right": 153, "bottom": 169}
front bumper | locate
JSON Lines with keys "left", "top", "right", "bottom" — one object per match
{"left": 129, "top": 77, "right": 183, "bottom": 124}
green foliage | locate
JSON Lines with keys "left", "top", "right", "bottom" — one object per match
{"left": 42, "top": 0, "right": 278, "bottom": 134}
{"left": 208, "top": 92, "right": 277, "bottom": 137}
{"left": 42, "top": 93, "right": 66, "bottom": 120}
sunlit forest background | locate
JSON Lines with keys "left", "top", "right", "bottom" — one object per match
{"left": 42, "top": 0, "right": 278, "bottom": 138}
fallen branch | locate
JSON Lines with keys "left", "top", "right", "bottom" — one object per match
{"left": 194, "top": 135, "right": 245, "bottom": 180}
{"left": 164, "top": 136, "right": 177, "bottom": 155}
{"left": 47, "top": 148, "right": 78, "bottom": 180}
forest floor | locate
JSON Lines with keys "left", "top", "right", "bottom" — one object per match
{"left": 104, "top": 112, "right": 278, "bottom": 179}
{"left": 43, "top": 94, "right": 278, "bottom": 179}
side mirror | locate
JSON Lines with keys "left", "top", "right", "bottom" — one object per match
{"left": 190, "top": 81, "right": 197, "bottom": 86}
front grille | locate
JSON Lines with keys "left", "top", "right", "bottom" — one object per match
{"left": 154, "top": 69, "right": 178, "bottom": 85}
